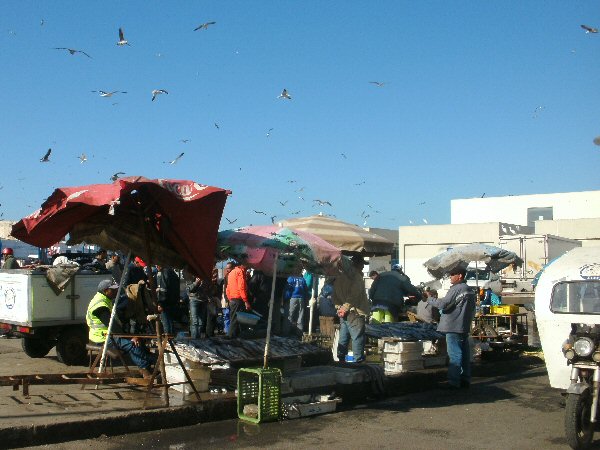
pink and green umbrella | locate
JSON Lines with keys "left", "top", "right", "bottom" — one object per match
{"left": 217, "top": 225, "right": 342, "bottom": 367}
{"left": 217, "top": 225, "right": 342, "bottom": 277}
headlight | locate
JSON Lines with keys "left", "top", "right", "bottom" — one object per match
{"left": 574, "top": 337, "right": 595, "bottom": 357}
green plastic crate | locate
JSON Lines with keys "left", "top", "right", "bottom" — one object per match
{"left": 237, "top": 367, "right": 281, "bottom": 423}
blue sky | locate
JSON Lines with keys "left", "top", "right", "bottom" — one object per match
{"left": 1, "top": 1, "right": 598, "bottom": 232}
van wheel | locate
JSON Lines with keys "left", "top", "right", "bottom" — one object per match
{"left": 22, "top": 337, "right": 55, "bottom": 358}
{"left": 56, "top": 327, "right": 87, "bottom": 365}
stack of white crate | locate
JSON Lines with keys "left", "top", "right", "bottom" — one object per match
{"left": 164, "top": 351, "right": 211, "bottom": 394}
{"left": 380, "top": 339, "right": 424, "bottom": 373}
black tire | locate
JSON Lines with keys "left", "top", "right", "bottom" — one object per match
{"left": 55, "top": 326, "right": 87, "bottom": 365}
{"left": 565, "top": 392, "right": 595, "bottom": 449}
{"left": 21, "top": 337, "right": 54, "bottom": 358}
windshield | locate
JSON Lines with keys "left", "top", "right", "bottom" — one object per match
{"left": 465, "top": 269, "right": 490, "bottom": 281}
{"left": 550, "top": 281, "right": 600, "bottom": 314}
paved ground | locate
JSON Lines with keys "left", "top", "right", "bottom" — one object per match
{"left": 0, "top": 336, "right": 575, "bottom": 450}
{"left": 23, "top": 361, "right": 569, "bottom": 450}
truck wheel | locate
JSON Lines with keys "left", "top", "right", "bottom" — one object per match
{"left": 565, "top": 392, "right": 594, "bottom": 449}
{"left": 21, "top": 337, "right": 54, "bottom": 358}
{"left": 56, "top": 326, "right": 87, "bottom": 366}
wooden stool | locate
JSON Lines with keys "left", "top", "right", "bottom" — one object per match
{"left": 86, "top": 342, "right": 130, "bottom": 375}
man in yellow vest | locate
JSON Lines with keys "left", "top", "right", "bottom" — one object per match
{"left": 87, "top": 279, "right": 156, "bottom": 376}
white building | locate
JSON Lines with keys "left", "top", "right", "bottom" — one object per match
{"left": 451, "top": 190, "right": 600, "bottom": 227}
{"left": 399, "top": 190, "right": 600, "bottom": 285}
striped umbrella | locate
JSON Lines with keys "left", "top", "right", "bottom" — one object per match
{"left": 279, "top": 215, "right": 394, "bottom": 256}
{"left": 217, "top": 225, "right": 342, "bottom": 367}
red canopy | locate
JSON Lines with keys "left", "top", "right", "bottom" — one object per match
{"left": 11, "top": 176, "right": 230, "bottom": 278}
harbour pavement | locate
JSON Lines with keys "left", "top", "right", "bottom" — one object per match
{"left": 0, "top": 336, "right": 543, "bottom": 449}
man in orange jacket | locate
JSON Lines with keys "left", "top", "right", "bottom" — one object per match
{"left": 226, "top": 262, "right": 251, "bottom": 337}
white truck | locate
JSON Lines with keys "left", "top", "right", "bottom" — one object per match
{"left": 0, "top": 269, "right": 108, "bottom": 365}
{"left": 499, "top": 234, "right": 581, "bottom": 304}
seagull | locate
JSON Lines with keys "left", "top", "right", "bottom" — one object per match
{"left": 369, "top": 81, "right": 385, "bottom": 87}
{"left": 363, "top": 214, "right": 370, "bottom": 220}
{"left": 225, "top": 217, "right": 238, "bottom": 224}
{"left": 313, "top": 199, "right": 332, "bottom": 207}
{"left": 151, "top": 89, "right": 168, "bottom": 101}
{"left": 532, "top": 106, "right": 544, "bottom": 118}
{"left": 291, "top": 210, "right": 301, "bottom": 215}
{"left": 422, "top": 218, "right": 428, "bottom": 224}
{"left": 270, "top": 215, "right": 277, "bottom": 224}
{"left": 180, "top": 139, "right": 191, "bottom": 144}
{"left": 354, "top": 181, "right": 366, "bottom": 186}
{"left": 341, "top": 153, "right": 347, "bottom": 159}
{"left": 253, "top": 210, "right": 267, "bottom": 215}
{"left": 165, "top": 152, "right": 184, "bottom": 164}
{"left": 481, "top": 193, "right": 486, "bottom": 198}
{"left": 278, "top": 89, "right": 292, "bottom": 100}
{"left": 111, "top": 172, "right": 125, "bottom": 181}
{"left": 581, "top": 24, "right": 598, "bottom": 33}
{"left": 295, "top": 186, "right": 305, "bottom": 192}
{"left": 40, "top": 148, "right": 51, "bottom": 162}
{"left": 266, "top": 128, "right": 274, "bottom": 137}
{"left": 279, "top": 200, "right": 288, "bottom": 206}
{"left": 298, "top": 196, "right": 305, "bottom": 201}
{"left": 117, "top": 27, "right": 130, "bottom": 46}
{"left": 54, "top": 47, "right": 92, "bottom": 58}
{"left": 214, "top": 122, "right": 220, "bottom": 129}
{"left": 91, "top": 90, "right": 127, "bottom": 97}
{"left": 40, "top": 19, "right": 44, "bottom": 26}
{"left": 77, "top": 153, "right": 87, "bottom": 164}
{"left": 194, "top": 21, "right": 216, "bottom": 31}
{"left": 418, "top": 201, "right": 426, "bottom": 205}
{"left": 287, "top": 180, "right": 297, "bottom": 183}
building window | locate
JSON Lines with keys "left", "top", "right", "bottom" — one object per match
{"left": 527, "top": 207, "right": 553, "bottom": 228}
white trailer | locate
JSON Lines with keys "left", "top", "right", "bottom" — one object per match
{"left": 499, "top": 234, "right": 581, "bottom": 303}
{"left": 0, "top": 269, "right": 107, "bottom": 365}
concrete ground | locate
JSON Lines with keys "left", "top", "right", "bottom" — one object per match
{"left": 23, "top": 358, "right": 569, "bottom": 450}
{"left": 1, "top": 336, "right": 565, "bottom": 450}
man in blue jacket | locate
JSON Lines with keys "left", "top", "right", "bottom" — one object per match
{"left": 284, "top": 271, "right": 309, "bottom": 337}
{"left": 427, "top": 267, "right": 476, "bottom": 389}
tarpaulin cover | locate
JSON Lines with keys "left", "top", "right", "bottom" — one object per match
{"left": 424, "top": 243, "right": 523, "bottom": 279}
{"left": 11, "top": 176, "right": 229, "bottom": 279}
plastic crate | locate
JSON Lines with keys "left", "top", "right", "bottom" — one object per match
{"left": 490, "top": 305, "right": 519, "bottom": 315}
{"left": 237, "top": 367, "right": 282, "bottom": 423}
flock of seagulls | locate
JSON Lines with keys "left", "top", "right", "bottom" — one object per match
{"left": 17, "top": 19, "right": 597, "bottom": 230}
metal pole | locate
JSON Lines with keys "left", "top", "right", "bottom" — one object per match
{"left": 263, "top": 253, "right": 278, "bottom": 369}
{"left": 99, "top": 251, "right": 132, "bottom": 374}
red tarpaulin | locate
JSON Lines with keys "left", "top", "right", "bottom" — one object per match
{"left": 11, "top": 176, "right": 230, "bottom": 278}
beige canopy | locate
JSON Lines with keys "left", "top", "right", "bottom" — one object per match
{"left": 279, "top": 215, "right": 394, "bottom": 256}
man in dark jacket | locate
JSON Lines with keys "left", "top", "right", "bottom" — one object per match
{"left": 156, "top": 265, "right": 180, "bottom": 334}
{"left": 248, "top": 270, "right": 287, "bottom": 335}
{"left": 427, "top": 267, "right": 476, "bottom": 389}
{"left": 369, "top": 267, "right": 420, "bottom": 323}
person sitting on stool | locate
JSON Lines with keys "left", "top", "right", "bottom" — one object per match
{"left": 86, "top": 279, "right": 156, "bottom": 377}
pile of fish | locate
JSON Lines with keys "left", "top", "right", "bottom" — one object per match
{"left": 366, "top": 322, "right": 444, "bottom": 341}
{"left": 174, "top": 336, "right": 324, "bottom": 365}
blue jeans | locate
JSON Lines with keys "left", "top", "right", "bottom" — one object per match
{"left": 445, "top": 332, "right": 471, "bottom": 387}
{"left": 110, "top": 337, "right": 156, "bottom": 370}
{"left": 189, "top": 299, "right": 207, "bottom": 339}
{"left": 223, "top": 307, "right": 230, "bottom": 334}
{"left": 284, "top": 297, "right": 305, "bottom": 337}
{"left": 337, "top": 312, "right": 366, "bottom": 362}
{"left": 160, "top": 307, "right": 174, "bottom": 335}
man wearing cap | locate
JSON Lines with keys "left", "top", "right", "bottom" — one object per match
{"left": 427, "top": 267, "right": 476, "bottom": 389}
{"left": 333, "top": 255, "right": 370, "bottom": 363}
{"left": 86, "top": 279, "right": 156, "bottom": 376}
{"left": 369, "top": 265, "right": 421, "bottom": 323}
